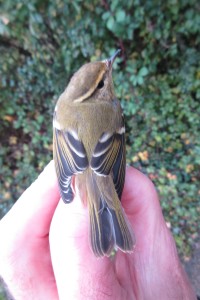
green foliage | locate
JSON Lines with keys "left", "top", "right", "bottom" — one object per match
{"left": 0, "top": 0, "right": 199, "bottom": 255}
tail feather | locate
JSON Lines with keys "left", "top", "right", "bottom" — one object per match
{"left": 86, "top": 171, "right": 135, "bottom": 257}
{"left": 90, "top": 200, "right": 115, "bottom": 256}
{"left": 110, "top": 208, "right": 134, "bottom": 252}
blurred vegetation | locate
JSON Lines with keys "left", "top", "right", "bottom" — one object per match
{"left": 0, "top": 0, "right": 199, "bottom": 260}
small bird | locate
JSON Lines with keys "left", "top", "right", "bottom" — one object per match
{"left": 53, "top": 50, "right": 135, "bottom": 257}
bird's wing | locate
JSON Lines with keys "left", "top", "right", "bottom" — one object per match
{"left": 112, "top": 130, "right": 126, "bottom": 200}
{"left": 91, "top": 123, "right": 126, "bottom": 200}
{"left": 89, "top": 120, "right": 130, "bottom": 257}
{"left": 53, "top": 114, "right": 88, "bottom": 203}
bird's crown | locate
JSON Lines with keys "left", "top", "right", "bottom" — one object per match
{"left": 63, "top": 50, "right": 121, "bottom": 103}
{"left": 65, "top": 61, "right": 107, "bottom": 103}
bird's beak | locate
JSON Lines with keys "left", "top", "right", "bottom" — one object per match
{"left": 106, "top": 49, "right": 121, "bottom": 68}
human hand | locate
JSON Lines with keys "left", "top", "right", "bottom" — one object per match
{"left": 0, "top": 161, "right": 60, "bottom": 299}
{"left": 0, "top": 161, "right": 196, "bottom": 300}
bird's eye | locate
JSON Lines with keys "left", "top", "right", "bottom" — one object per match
{"left": 97, "top": 80, "right": 104, "bottom": 89}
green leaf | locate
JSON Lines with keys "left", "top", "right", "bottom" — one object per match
{"left": 102, "top": 11, "right": 110, "bottom": 20}
{"left": 138, "top": 67, "right": 149, "bottom": 77}
{"left": 116, "top": 10, "right": 126, "bottom": 23}
{"left": 106, "top": 16, "right": 115, "bottom": 31}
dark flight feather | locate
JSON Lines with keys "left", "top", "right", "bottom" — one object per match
{"left": 53, "top": 114, "right": 88, "bottom": 203}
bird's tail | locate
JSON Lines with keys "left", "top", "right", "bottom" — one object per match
{"left": 85, "top": 170, "right": 135, "bottom": 257}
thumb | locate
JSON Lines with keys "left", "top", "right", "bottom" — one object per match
{"left": 122, "top": 167, "right": 167, "bottom": 251}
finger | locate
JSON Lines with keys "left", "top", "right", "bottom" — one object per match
{"left": 1, "top": 160, "right": 60, "bottom": 238}
{"left": 116, "top": 168, "right": 196, "bottom": 300}
{"left": 121, "top": 166, "right": 168, "bottom": 251}
{"left": 50, "top": 192, "right": 115, "bottom": 299}
{"left": 123, "top": 167, "right": 162, "bottom": 217}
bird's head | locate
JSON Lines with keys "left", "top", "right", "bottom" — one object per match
{"left": 64, "top": 49, "right": 121, "bottom": 103}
